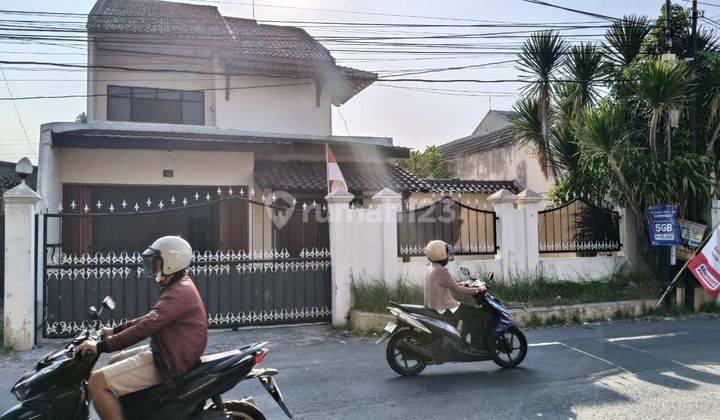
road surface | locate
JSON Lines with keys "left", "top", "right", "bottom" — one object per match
{"left": 1, "top": 316, "right": 719, "bottom": 419}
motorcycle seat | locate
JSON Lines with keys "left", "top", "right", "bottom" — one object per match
{"left": 389, "top": 302, "right": 456, "bottom": 324}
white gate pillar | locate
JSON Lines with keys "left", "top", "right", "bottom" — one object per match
{"left": 488, "top": 189, "right": 519, "bottom": 280}
{"left": 4, "top": 162, "right": 41, "bottom": 351}
{"left": 373, "top": 188, "right": 402, "bottom": 284}
{"left": 515, "top": 189, "right": 543, "bottom": 273}
{"left": 325, "top": 189, "right": 355, "bottom": 327}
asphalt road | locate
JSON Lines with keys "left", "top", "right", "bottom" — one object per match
{"left": 1, "top": 316, "right": 719, "bottom": 419}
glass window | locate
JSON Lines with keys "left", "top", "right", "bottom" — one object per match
{"left": 107, "top": 86, "right": 204, "bottom": 125}
{"left": 182, "top": 101, "right": 204, "bottom": 125}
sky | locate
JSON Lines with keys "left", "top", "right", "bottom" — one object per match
{"left": 0, "top": 0, "right": 707, "bottom": 164}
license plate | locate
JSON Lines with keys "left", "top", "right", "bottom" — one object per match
{"left": 384, "top": 321, "right": 397, "bottom": 333}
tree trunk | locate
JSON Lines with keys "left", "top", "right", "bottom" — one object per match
{"left": 539, "top": 88, "right": 559, "bottom": 179}
{"left": 649, "top": 109, "right": 661, "bottom": 156}
{"left": 706, "top": 119, "right": 720, "bottom": 156}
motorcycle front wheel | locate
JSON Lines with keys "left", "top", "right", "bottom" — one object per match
{"left": 490, "top": 326, "right": 527, "bottom": 368}
{"left": 385, "top": 329, "right": 428, "bottom": 376}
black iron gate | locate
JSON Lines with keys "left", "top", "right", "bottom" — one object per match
{"left": 538, "top": 198, "right": 621, "bottom": 253}
{"left": 397, "top": 196, "right": 497, "bottom": 257}
{"left": 42, "top": 187, "right": 330, "bottom": 338}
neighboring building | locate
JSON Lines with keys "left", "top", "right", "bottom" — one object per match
{"left": 438, "top": 110, "right": 555, "bottom": 196}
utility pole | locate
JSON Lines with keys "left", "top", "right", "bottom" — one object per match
{"left": 686, "top": 0, "right": 699, "bottom": 311}
{"left": 691, "top": 0, "right": 698, "bottom": 149}
{"left": 665, "top": 0, "right": 673, "bottom": 54}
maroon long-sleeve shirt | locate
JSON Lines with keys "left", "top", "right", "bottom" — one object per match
{"left": 98, "top": 276, "right": 208, "bottom": 379}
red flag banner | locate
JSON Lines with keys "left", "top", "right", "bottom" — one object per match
{"left": 688, "top": 227, "right": 720, "bottom": 298}
{"left": 326, "top": 144, "right": 348, "bottom": 193}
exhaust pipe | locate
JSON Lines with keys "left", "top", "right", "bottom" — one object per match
{"left": 396, "top": 339, "right": 433, "bottom": 361}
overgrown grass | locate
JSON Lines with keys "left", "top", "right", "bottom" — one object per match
{"left": 351, "top": 270, "right": 659, "bottom": 313}
{"left": 488, "top": 270, "right": 658, "bottom": 307}
{"left": 352, "top": 275, "right": 423, "bottom": 313}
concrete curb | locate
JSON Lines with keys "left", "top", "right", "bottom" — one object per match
{"left": 350, "top": 299, "right": 657, "bottom": 333}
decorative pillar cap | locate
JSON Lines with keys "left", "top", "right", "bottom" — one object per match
{"left": 325, "top": 189, "right": 354, "bottom": 204}
{"left": 3, "top": 182, "right": 40, "bottom": 203}
{"left": 515, "top": 189, "right": 543, "bottom": 204}
{"left": 372, "top": 187, "right": 402, "bottom": 203}
{"left": 487, "top": 188, "right": 517, "bottom": 204}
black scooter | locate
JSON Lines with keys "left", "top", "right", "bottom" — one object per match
{"left": 0, "top": 296, "right": 293, "bottom": 420}
{"left": 376, "top": 267, "right": 527, "bottom": 376}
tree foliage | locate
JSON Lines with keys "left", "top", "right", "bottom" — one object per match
{"left": 396, "top": 146, "right": 455, "bottom": 179}
{"left": 514, "top": 4, "right": 719, "bottom": 271}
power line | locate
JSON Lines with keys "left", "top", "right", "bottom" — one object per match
{"left": 0, "top": 63, "right": 35, "bottom": 153}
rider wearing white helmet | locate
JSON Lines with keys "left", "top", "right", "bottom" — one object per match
{"left": 75, "top": 236, "right": 208, "bottom": 420}
{"left": 424, "top": 240, "right": 486, "bottom": 349}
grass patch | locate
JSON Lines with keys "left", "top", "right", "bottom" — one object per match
{"left": 351, "top": 274, "right": 423, "bottom": 314}
{"left": 351, "top": 269, "right": 659, "bottom": 313}
{"left": 488, "top": 271, "right": 658, "bottom": 307}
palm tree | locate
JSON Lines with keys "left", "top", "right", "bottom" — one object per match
{"left": 561, "top": 43, "right": 605, "bottom": 121}
{"left": 575, "top": 105, "right": 640, "bottom": 219}
{"left": 510, "top": 97, "right": 553, "bottom": 177}
{"left": 699, "top": 54, "right": 720, "bottom": 156}
{"left": 629, "top": 59, "right": 691, "bottom": 156}
{"left": 517, "top": 30, "right": 567, "bottom": 178}
{"left": 550, "top": 122, "right": 581, "bottom": 175}
{"left": 604, "top": 15, "right": 651, "bottom": 69}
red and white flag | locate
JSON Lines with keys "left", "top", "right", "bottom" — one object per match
{"left": 688, "top": 227, "right": 720, "bottom": 298}
{"left": 326, "top": 144, "right": 348, "bottom": 193}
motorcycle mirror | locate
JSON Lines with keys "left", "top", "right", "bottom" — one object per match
{"left": 459, "top": 267, "right": 471, "bottom": 277}
{"left": 88, "top": 306, "right": 99, "bottom": 320}
{"left": 102, "top": 296, "right": 116, "bottom": 311}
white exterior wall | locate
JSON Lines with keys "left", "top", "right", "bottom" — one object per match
{"left": 88, "top": 41, "right": 331, "bottom": 136}
{"left": 452, "top": 143, "right": 554, "bottom": 196}
{"left": 327, "top": 188, "right": 633, "bottom": 326}
{"left": 540, "top": 256, "right": 626, "bottom": 281}
{"left": 214, "top": 75, "right": 331, "bottom": 136}
{"left": 89, "top": 43, "right": 218, "bottom": 126}
{"left": 53, "top": 148, "right": 254, "bottom": 189}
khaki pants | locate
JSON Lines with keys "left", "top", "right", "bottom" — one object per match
{"left": 96, "top": 345, "right": 162, "bottom": 397}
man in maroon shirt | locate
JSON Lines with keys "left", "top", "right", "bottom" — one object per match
{"left": 74, "top": 236, "right": 208, "bottom": 420}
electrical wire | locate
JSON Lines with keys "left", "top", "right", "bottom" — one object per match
{"left": 0, "top": 63, "right": 35, "bottom": 153}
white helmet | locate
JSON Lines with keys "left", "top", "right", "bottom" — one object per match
{"left": 425, "top": 240, "right": 454, "bottom": 263}
{"left": 142, "top": 236, "right": 193, "bottom": 277}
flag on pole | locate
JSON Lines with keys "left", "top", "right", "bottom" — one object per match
{"left": 688, "top": 226, "right": 720, "bottom": 298}
{"left": 326, "top": 144, "right": 348, "bottom": 193}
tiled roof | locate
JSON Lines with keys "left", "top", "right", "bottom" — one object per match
{"left": 438, "top": 126, "right": 517, "bottom": 160}
{"left": 225, "top": 17, "right": 333, "bottom": 62}
{"left": 425, "top": 179, "right": 518, "bottom": 194}
{"left": 254, "top": 160, "right": 431, "bottom": 193}
{"left": 88, "top": 0, "right": 377, "bottom": 103}
{"left": 88, "top": 0, "right": 231, "bottom": 40}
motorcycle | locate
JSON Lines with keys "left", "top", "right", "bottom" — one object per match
{"left": 0, "top": 296, "right": 293, "bottom": 420}
{"left": 376, "top": 267, "right": 527, "bottom": 376}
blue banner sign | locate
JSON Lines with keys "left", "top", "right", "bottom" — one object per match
{"left": 645, "top": 204, "right": 681, "bottom": 246}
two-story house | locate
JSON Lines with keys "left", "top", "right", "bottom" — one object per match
{"left": 37, "top": 0, "right": 431, "bottom": 254}
{"left": 32, "top": 0, "right": 528, "bottom": 334}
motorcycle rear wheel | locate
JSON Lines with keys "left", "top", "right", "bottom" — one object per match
{"left": 386, "top": 329, "right": 428, "bottom": 376}
{"left": 490, "top": 326, "right": 527, "bottom": 368}
{"left": 224, "top": 400, "right": 266, "bottom": 420}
